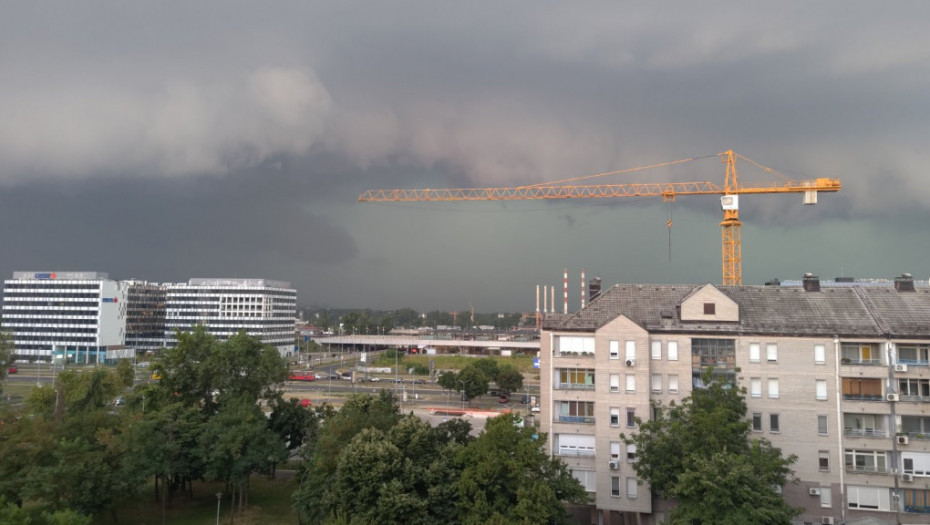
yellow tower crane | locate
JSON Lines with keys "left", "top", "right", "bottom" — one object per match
{"left": 359, "top": 150, "right": 841, "bottom": 286}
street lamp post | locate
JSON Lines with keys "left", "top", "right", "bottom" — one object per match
{"left": 215, "top": 492, "right": 222, "bottom": 525}
{"left": 458, "top": 379, "right": 470, "bottom": 411}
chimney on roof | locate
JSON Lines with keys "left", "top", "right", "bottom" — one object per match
{"left": 802, "top": 273, "right": 820, "bottom": 292}
{"left": 764, "top": 278, "right": 781, "bottom": 286}
{"left": 894, "top": 273, "right": 915, "bottom": 292}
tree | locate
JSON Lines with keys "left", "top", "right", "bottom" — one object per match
{"left": 456, "top": 365, "right": 489, "bottom": 401}
{"left": 437, "top": 370, "right": 458, "bottom": 392}
{"left": 115, "top": 359, "right": 135, "bottom": 389}
{"left": 495, "top": 363, "right": 524, "bottom": 394}
{"left": 455, "top": 413, "right": 587, "bottom": 524}
{"left": 0, "top": 331, "right": 12, "bottom": 392}
{"left": 621, "top": 375, "right": 801, "bottom": 524}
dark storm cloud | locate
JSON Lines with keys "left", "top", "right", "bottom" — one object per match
{"left": 2, "top": 2, "right": 930, "bottom": 310}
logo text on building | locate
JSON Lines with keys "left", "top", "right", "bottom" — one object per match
{"left": 102, "top": 297, "right": 118, "bottom": 303}
{"left": 34, "top": 272, "right": 57, "bottom": 279}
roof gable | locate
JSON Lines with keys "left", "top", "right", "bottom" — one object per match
{"left": 680, "top": 284, "right": 739, "bottom": 322}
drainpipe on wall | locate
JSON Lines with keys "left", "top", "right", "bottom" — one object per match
{"left": 834, "top": 335, "right": 846, "bottom": 525}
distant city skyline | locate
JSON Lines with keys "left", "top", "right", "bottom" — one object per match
{"left": 2, "top": 2, "right": 929, "bottom": 312}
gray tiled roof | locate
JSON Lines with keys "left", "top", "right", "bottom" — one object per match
{"left": 544, "top": 283, "right": 930, "bottom": 339}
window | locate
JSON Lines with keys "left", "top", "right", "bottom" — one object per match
{"left": 843, "top": 413, "right": 887, "bottom": 437}
{"left": 814, "top": 344, "right": 826, "bottom": 364}
{"left": 749, "top": 343, "right": 761, "bottom": 363}
{"left": 768, "top": 378, "right": 779, "bottom": 399}
{"left": 900, "top": 378, "right": 930, "bottom": 398}
{"left": 901, "top": 452, "right": 930, "bottom": 476}
{"left": 752, "top": 412, "right": 762, "bottom": 431}
{"left": 625, "top": 341, "right": 636, "bottom": 361}
{"left": 625, "top": 374, "right": 635, "bottom": 393}
{"left": 556, "top": 434, "right": 596, "bottom": 456}
{"left": 816, "top": 380, "right": 828, "bottom": 400}
{"left": 820, "top": 487, "right": 832, "bottom": 508}
{"left": 668, "top": 341, "right": 678, "bottom": 361}
{"left": 610, "top": 441, "right": 621, "bottom": 460}
{"left": 750, "top": 377, "right": 762, "bottom": 398}
{"left": 842, "top": 377, "right": 883, "bottom": 400}
{"left": 668, "top": 374, "right": 679, "bottom": 393}
{"left": 841, "top": 342, "right": 881, "bottom": 365}
{"left": 899, "top": 345, "right": 930, "bottom": 365}
{"left": 626, "top": 478, "right": 638, "bottom": 499}
{"left": 626, "top": 408, "right": 636, "bottom": 427}
{"left": 703, "top": 302, "right": 715, "bottom": 315}
{"left": 818, "top": 415, "right": 828, "bottom": 435}
{"left": 766, "top": 344, "right": 778, "bottom": 362}
{"left": 902, "top": 415, "right": 930, "bottom": 435}
{"left": 557, "top": 336, "right": 595, "bottom": 356}
{"left": 570, "top": 469, "right": 596, "bottom": 492}
{"left": 557, "top": 369, "right": 595, "bottom": 390}
{"left": 651, "top": 374, "right": 662, "bottom": 392}
{"left": 609, "top": 374, "right": 620, "bottom": 392}
{"left": 626, "top": 443, "right": 637, "bottom": 462}
{"left": 556, "top": 401, "right": 595, "bottom": 424}
{"left": 609, "top": 340, "right": 619, "bottom": 360}
{"left": 819, "top": 450, "right": 830, "bottom": 471}
{"left": 847, "top": 485, "right": 891, "bottom": 511}
{"left": 610, "top": 407, "right": 620, "bottom": 426}
{"left": 611, "top": 476, "right": 620, "bottom": 497}
{"left": 651, "top": 340, "right": 661, "bottom": 360}
{"left": 845, "top": 449, "right": 887, "bottom": 473}
{"left": 770, "top": 413, "right": 780, "bottom": 432}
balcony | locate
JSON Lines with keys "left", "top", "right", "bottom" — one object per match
{"left": 844, "top": 428, "right": 888, "bottom": 438}
{"left": 556, "top": 448, "right": 596, "bottom": 457}
{"left": 557, "top": 415, "right": 596, "bottom": 425}
{"left": 900, "top": 395, "right": 930, "bottom": 403}
{"left": 842, "top": 394, "right": 884, "bottom": 402}
{"left": 845, "top": 465, "right": 889, "bottom": 474}
{"left": 554, "top": 351, "right": 594, "bottom": 358}
{"left": 555, "top": 382, "right": 595, "bottom": 391}
{"left": 898, "top": 359, "right": 930, "bottom": 367}
{"left": 841, "top": 358, "right": 882, "bottom": 366}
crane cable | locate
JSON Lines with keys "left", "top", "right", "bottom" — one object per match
{"left": 520, "top": 154, "right": 719, "bottom": 189}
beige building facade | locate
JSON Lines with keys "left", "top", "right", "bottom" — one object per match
{"left": 540, "top": 275, "right": 930, "bottom": 525}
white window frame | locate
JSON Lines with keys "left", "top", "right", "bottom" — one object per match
{"left": 610, "top": 407, "right": 620, "bottom": 427}
{"left": 625, "top": 341, "right": 636, "bottom": 361}
{"left": 817, "top": 415, "right": 828, "bottom": 435}
{"left": 651, "top": 374, "right": 662, "bottom": 393}
{"left": 625, "top": 374, "right": 636, "bottom": 393}
{"left": 816, "top": 379, "right": 828, "bottom": 401}
{"left": 814, "top": 344, "right": 826, "bottom": 364}
{"left": 626, "top": 443, "right": 637, "bottom": 462}
{"left": 668, "top": 374, "right": 679, "bottom": 393}
{"left": 768, "top": 378, "right": 779, "bottom": 399}
{"left": 820, "top": 487, "right": 832, "bottom": 508}
{"left": 651, "top": 340, "right": 661, "bottom": 360}
{"left": 609, "top": 340, "right": 619, "bottom": 360}
{"left": 571, "top": 469, "right": 596, "bottom": 493}
{"left": 667, "top": 341, "right": 678, "bottom": 361}
{"left": 749, "top": 343, "right": 761, "bottom": 363}
{"left": 766, "top": 344, "right": 778, "bottom": 362}
{"left": 610, "top": 441, "right": 621, "bottom": 460}
{"left": 750, "top": 377, "right": 762, "bottom": 398}
{"left": 609, "top": 374, "right": 620, "bottom": 393}
{"left": 626, "top": 477, "right": 638, "bottom": 499}
{"left": 610, "top": 476, "right": 620, "bottom": 497}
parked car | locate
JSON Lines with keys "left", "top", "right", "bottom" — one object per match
{"left": 298, "top": 399, "right": 312, "bottom": 408}
{"left": 499, "top": 395, "right": 509, "bottom": 404}
{"left": 7, "top": 367, "right": 16, "bottom": 374}
{"left": 530, "top": 406, "right": 541, "bottom": 413}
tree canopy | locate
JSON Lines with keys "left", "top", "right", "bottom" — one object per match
{"left": 621, "top": 375, "right": 801, "bottom": 525}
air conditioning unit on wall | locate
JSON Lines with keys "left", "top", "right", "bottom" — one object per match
{"left": 821, "top": 517, "right": 835, "bottom": 525}
{"left": 625, "top": 359, "right": 635, "bottom": 367}
{"left": 898, "top": 435, "right": 909, "bottom": 445}
{"left": 608, "top": 461, "right": 619, "bottom": 470}
{"left": 809, "top": 487, "right": 821, "bottom": 496}
{"left": 903, "top": 473, "right": 915, "bottom": 482}
{"left": 886, "top": 393, "right": 900, "bottom": 402}
{"left": 895, "top": 364, "right": 908, "bottom": 372}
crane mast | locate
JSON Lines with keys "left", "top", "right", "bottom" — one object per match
{"left": 359, "top": 150, "right": 841, "bottom": 286}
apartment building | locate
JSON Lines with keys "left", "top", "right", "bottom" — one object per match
{"left": 541, "top": 274, "right": 930, "bottom": 525}
{"left": 164, "top": 278, "right": 297, "bottom": 356}
{"left": 1, "top": 271, "right": 127, "bottom": 363}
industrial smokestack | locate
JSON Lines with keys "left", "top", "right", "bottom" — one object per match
{"left": 563, "top": 268, "right": 568, "bottom": 314}
{"left": 543, "top": 285, "right": 548, "bottom": 314}
{"left": 536, "top": 285, "right": 540, "bottom": 313}
{"left": 581, "top": 269, "right": 586, "bottom": 309}
{"left": 551, "top": 286, "right": 555, "bottom": 313}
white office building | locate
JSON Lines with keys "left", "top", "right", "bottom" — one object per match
{"left": 1, "top": 271, "right": 127, "bottom": 363}
{"left": 164, "top": 278, "right": 297, "bottom": 356}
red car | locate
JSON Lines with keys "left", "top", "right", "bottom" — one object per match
{"left": 7, "top": 367, "right": 16, "bottom": 374}
{"left": 298, "top": 399, "right": 312, "bottom": 407}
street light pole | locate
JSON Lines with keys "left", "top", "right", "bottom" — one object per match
{"left": 458, "top": 379, "right": 470, "bottom": 411}
{"left": 215, "top": 492, "right": 222, "bottom": 525}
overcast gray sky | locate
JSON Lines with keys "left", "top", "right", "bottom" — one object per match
{"left": 2, "top": 2, "right": 929, "bottom": 312}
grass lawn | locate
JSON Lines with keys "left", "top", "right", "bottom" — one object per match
{"left": 374, "top": 353, "right": 536, "bottom": 373}
{"left": 96, "top": 475, "right": 298, "bottom": 525}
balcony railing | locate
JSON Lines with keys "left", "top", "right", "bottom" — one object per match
{"left": 554, "top": 352, "right": 595, "bottom": 358}
{"left": 555, "top": 382, "right": 595, "bottom": 391}
{"left": 898, "top": 359, "right": 930, "bottom": 366}
{"left": 557, "top": 415, "right": 596, "bottom": 424}
{"left": 844, "top": 428, "right": 888, "bottom": 438}
{"left": 842, "top": 394, "right": 884, "bottom": 401}
{"left": 900, "top": 432, "right": 930, "bottom": 440}
{"left": 556, "top": 448, "right": 596, "bottom": 457}
{"left": 845, "top": 465, "right": 888, "bottom": 474}
{"left": 901, "top": 395, "right": 930, "bottom": 403}
{"left": 841, "top": 358, "right": 883, "bottom": 366}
